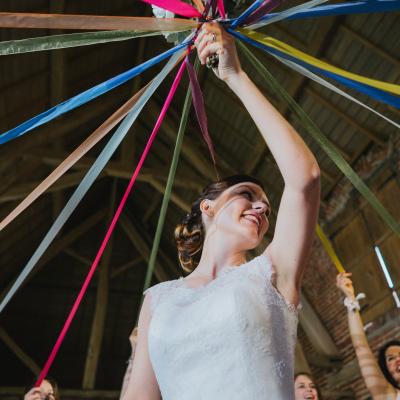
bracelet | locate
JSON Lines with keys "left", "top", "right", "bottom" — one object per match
{"left": 344, "top": 293, "right": 366, "bottom": 312}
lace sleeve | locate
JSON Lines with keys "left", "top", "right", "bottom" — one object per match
{"left": 144, "top": 280, "right": 176, "bottom": 314}
{"left": 255, "top": 252, "right": 299, "bottom": 314}
{"left": 254, "top": 252, "right": 274, "bottom": 281}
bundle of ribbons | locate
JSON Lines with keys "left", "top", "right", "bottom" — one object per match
{"left": 0, "top": 0, "right": 399, "bottom": 385}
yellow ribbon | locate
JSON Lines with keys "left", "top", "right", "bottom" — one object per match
{"left": 316, "top": 224, "right": 345, "bottom": 273}
{"left": 239, "top": 28, "right": 400, "bottom": 96}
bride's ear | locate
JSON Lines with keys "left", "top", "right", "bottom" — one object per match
{"left": 200, "top": 199, "right": 214, "bottom": 217}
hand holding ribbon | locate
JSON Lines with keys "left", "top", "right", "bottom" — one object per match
{"left": 195, "top": 22, "right": 242, "bottom": 82}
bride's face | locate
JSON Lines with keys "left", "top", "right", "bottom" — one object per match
{"left": 204, "top": 182, "right": 270, "bottom": 250}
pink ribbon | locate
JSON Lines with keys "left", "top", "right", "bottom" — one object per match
{"left": 217, "top": 0, "right": 226, "bottom": 18}
{"left": 140, "top": 0, "right": 202, "bottom": 18}
{"left": 34, "top": 56, "right": 188, "bottom": 387}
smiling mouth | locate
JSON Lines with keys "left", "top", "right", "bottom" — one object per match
{"left": 304, "top": 395, "right": 315, "bottom": 400}
{"left": 241, "top": 214, "right": 261, "bottom": 229}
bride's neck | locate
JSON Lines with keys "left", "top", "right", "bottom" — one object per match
{"left": 193, "top": 238, "right": 247, "bottom": 278}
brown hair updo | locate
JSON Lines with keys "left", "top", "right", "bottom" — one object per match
{"left": 174, "top": 175, "right": 264, "bottom": 274}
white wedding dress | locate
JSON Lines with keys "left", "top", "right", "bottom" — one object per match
{"left": 145, "top": 253, "right": 298, "bottom": 400}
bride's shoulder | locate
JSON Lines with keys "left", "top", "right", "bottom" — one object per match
{"left": 144, "top": 278, "right": 182, "bottom": 311}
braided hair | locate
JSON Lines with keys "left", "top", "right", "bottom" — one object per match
{"left": 174, "top": 175, "right": 264, "bottom": 274}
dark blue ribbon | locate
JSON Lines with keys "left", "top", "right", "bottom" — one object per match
{"left": 255, "top": 0, "right": 400, "bottom": 22}
{"left": 231, "top": 0, "right": 264, "bottom": 28}
{"left": 230, "top": 29, "right": 400, "bottom": 109}
{"left": 0, "top": 41, "right": 188, "bottom": 145}
{"left": 223, "top": 0, "right": 400, "bottom": 27}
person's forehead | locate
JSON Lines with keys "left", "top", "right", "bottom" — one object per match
{"left": 386, "top": 345, "right": 400, "bottom": 354}
{"left": 41, "top": 380, "right": 53, "bottom": 391}
{"left": 296, "top": 374, "right": 312, "bottom": 383}
{"left": 225, "top": 182, "right": 269, "bottom": 202}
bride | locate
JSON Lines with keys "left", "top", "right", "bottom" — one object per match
{"left": 122, "top": 22, "right": 320, "bottom": 400}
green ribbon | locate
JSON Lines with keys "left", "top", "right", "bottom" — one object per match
{"left": 0, "top": 30, "right": 177, "bottom": 56}
{"left": 238, "top": 41, "right": 400, "bottom": 237}
{"left": 143, "top": 58, "right": 198, "bottom": 292}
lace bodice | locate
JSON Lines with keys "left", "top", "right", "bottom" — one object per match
{"left": 145, "top": 253, "right": 298, "bottom": 400}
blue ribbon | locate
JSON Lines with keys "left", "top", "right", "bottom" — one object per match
{"left": 0, "top": 41, "right": 188, "bottom": 145}
{"left": 225, "top": 0, "right": 400, "bottom": 28}
{"left": 230, "top": 29, "right": 400, "bottom": 109}
{"left": 256, "top": 0, "right": 400, "bottom": 22}
{"left": 230, "top": 0, "right": 264, "bottom": 28}
{"left": 0, "top": 49, "right": 185, "bottom": 314}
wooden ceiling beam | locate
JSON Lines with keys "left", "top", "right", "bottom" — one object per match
{"left": 83, "top": 181, "right": 116, "bottom": 389}
{"left": 147, "top": 178, "right": 191, "bottom": 212}
{"left": 0, "top": 93, "right": 125, "bottom": 168}
{"left": 33, "top": 149, "right": 203, "bottom": 192}
{"left": 0, "top": 171, "right": 91, "bottom": 204}
{"left": 111, "top": 256, "right": 143, "bottom": 280}
{"left": 148, "top": 97, "right": 237, "bottom": 181}
{"left": 322, "top": 138, "right": 373, "bottom": 200}
{"left": 340, "top": 24, "right": 400, "bottom": 69}
{"left": 49, "top": 0, "right": 67, "bottom": 219}
{"left": 118, "top": 214, "right": 170, "bottom": 283}
{"left": 64, "top": 248, "right": 92, "bottom": 267}
{"left": 0, "top": 208, "right": 106, "bottom": 306}
{"left": 0, "top": 326, "right": 40, "bottom": 375}
{"left": 306, "top": 87, "right": 386, "bottom": 147}
{"left": 146, "top": 99, "right": 216, "bottom": 182}
{"left": 119, "top": 8, "right": 149, "bottom": 168}
{"left": 143, "top": 193, "right": 162, "bottom": 222}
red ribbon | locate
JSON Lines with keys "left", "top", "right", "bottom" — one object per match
{"left": 34, "top": 55, "right": 188, "bottom": 387}
{"left": 186, "top": 57, "right": 219, "bottom": 177}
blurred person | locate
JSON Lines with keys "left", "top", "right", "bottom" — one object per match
{"left": 294, "top": 372, "right": 320, "bottom": 400}
{"left": 337, "top": 272, "right": 400, "bottom": 399}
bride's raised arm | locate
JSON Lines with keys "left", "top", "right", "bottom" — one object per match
{"left": 196, "top": 23, "right": 320, "bottom": 305}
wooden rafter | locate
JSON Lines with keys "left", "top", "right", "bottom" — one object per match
{"left": 118, "top": 213, "right": 171, "bottom": 283}
{"left": 0, "top": 326, "right": 40, "bottom": 375}
{"left": 0, "top": 208, "right": 106, "bottom": 303}
{"left": 49, "top": 0, "right": 66, "bottom": 218}
{"left": 111, "top": 256, "right": 143, "bottom": 280}
{"left": 0, "top": 171, "right": 90, "bottom": 204}
{"left": 306, "top": 87, "right": 386, "bottom": 147}
{"left": 82, "top": 181, "right": 116, "bottom": 388}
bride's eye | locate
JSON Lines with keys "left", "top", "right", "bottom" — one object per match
{"left": 240, "top": 191, "right": 252, "bottom": 200}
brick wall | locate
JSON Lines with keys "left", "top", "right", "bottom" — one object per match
{"left": 300, "top": 238, "right": 400, "bottom": 399}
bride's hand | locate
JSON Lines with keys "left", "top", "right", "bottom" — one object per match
{"left": 194, "top": 22, "right": 242, "bottom": 82}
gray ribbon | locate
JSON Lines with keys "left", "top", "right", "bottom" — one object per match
{"left": 0, "top": 47, "right": 185, "bottom": 314}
